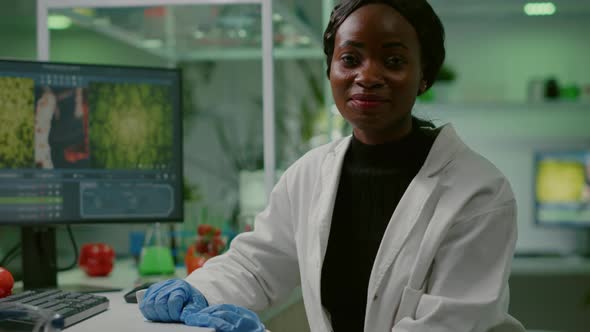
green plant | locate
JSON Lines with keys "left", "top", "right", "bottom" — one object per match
{"left": 296, "top": 60, "right": 325, "bottom": 143}
{"left": 436, "top": 65, "right": 457, "bottom": 82}
{"left": 180, "top": 62, "right": 218, "bottom": 133}
{"left": 0, "top": 77, "right": 34, "bottom": 168}
{"left": 183, "top": 178, "right": 201, "bottom": 202}
{"left": 88, "top": 82, "right": 173, "bottom": 168}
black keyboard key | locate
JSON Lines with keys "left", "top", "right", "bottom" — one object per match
{"left": 0, "top": 291, "right": 36, "bottom": 303}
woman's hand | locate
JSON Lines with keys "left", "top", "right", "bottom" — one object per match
{"left": 181, "top": 303, "right": 265, "bottom": 332}
{"left": 139, "top": 279, "right": 208, "bottom": 322}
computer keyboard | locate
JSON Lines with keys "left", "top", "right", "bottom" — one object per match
{"left": 0, "top": 289, "right": 109, "bottom": 328}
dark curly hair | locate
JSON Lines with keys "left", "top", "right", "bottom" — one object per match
{"left": 323, "top": 0, "right": 445, "bottom": 93}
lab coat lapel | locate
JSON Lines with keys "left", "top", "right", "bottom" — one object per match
{"left": 308, "top": 137, "right": 350, "bottom": 297}
{"left": 367, "top": 124, "right": 462, "bottom": 300}
{"left": 367, "top": 171, "right": 439, "bottom": 300}
{"left": 315, "top": 137, "right": 350, "bottom": 264}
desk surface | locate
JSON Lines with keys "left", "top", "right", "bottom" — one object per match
{"left": 67, "top": 291, "right": 213, "bottom": 332}
{"left": 58, "top": 260, "right": 213, "bottom": 331}
{"left": 12, "top": 260, "right": 211, "bottom": 331}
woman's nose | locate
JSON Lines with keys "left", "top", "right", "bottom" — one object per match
{"left": 354, "top": 61, "right": 385, "bottom": 89}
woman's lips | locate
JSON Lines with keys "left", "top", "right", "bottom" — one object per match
{"left": 349, "top": 94, "right": 389, "bottom": 109}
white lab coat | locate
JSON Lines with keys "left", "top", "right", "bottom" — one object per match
{"left": 186, "top": 124, "right": 525, "bottom": 332}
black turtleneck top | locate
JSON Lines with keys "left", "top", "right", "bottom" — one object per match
{"left": 320, "top": 122, "right": 437, "bottom": 331}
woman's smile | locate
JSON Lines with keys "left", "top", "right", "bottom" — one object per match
{"left": 349, "top": 93, "right": 390, "bottom": 110}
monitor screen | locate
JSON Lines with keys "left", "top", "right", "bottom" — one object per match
{"left": 0, "top": 59, "right": 183, "bottom": 225}
{"left": 534, "top": 150, "right": 590, "bottom": 228}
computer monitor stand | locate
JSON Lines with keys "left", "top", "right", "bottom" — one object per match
{"left": 20, "top": 226, "right": 121, "bottom": 293}
{"left": 584, "top": 230, "right": 590, "bottom": 258}
{"left": 21, "top": 226, "right": 58, "bottom": 289}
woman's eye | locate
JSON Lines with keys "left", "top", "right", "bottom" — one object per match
{"left": 341, "top": 55, "right": 358, "bottom": 66}
{"left": 386, "top": 56, "right": 405, "bottom": 67}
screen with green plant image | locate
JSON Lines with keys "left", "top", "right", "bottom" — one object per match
{"left": 0, "top": 77, "right": 34, "bottom": 168}
{"left": 88, "top": 82, "right": 173, "bottom": 169}
{"left": 535, "top": 150, "right": 590, "bottom": 227}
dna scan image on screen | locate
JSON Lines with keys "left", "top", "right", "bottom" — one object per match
{"left": 535, "top": 150, "right": 590, "bottom": 227}
{"left": 34, "top": 86, "right": 90, "bottom": 169}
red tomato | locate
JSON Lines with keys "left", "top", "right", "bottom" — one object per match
{"left": 207, "top": 236, "right": 226, "bottom": 256}
{"left": 186, "top": 244, "right": 195, "bottom": 257}
{"left": 197, "top": 224, "right": 212, "bottom": 236}
{"left": 185, "top": 255, "right": 207, "bottom": 274}
{"left": 78, "top": 243, "right": 115, "bottom": 277}
{"left": 0, "top": 267, "right": 14, "bottom": 298}
{"left": 195, "top": 238, "right": 209, "bottom": 254}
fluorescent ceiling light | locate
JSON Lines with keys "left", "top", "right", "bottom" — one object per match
{"left": 524, "top": 2, "right": 557, "bottom": 16}
{"left": 48, "top": 15, "right": 72, "bottom": 30}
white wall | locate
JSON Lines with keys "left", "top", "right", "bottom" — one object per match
{"left": 441, "top": 16, "right": 590, "bottom": 103}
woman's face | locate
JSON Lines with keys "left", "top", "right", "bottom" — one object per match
{"left": 330, "top": 4, "right": 424, "bottom": 144}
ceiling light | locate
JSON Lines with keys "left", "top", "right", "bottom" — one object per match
{"left": 48, "top": 15, "right": 72, "bottom": 30}
{"left": 524, "top": 2, "right": 557, "bottom": 16}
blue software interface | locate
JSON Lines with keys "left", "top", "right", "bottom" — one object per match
{"left": 0, "top": 60, "right": 183, "bottom": 224}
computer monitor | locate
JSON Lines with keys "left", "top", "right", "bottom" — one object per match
{"left": 534, "top": 150, "right": 590, "bottom": 228}
{"left": 0, "top": 59, "right": 183, "bottom": 289}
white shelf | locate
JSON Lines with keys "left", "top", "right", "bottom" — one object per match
{"left": 415, "top": 101, "right": 590, "bottom": 113}
{"left": 49, "top": 2, "right": 323, "bottom": 61}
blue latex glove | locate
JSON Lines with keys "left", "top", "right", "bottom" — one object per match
{"left": 181, "top": 304, "right": 265, "bottom": 332}
{"left": 139, "top": 279, "right": 208, "bottom": 322}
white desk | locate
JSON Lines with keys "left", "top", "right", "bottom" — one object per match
{"left": 60, "top": 260, "right": 213, "bottom": 331}
{"left": 13, "top": 259, "right": 277, "bottom": 331}
{"left": 67, "top": 291, "right": 213, "bottom": 332}
{"left": 12, "top": 260, "right": 212, "bottom": 331}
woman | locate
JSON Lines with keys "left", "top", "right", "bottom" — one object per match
{"left": 140, "top": 0, "right": 524, "bottom": 331}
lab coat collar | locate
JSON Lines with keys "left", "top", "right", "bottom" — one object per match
{"left": 324, "top": 122, "right": 464, "bottom": 177}
{"left": 420, "top": 123, "right": 466, "bottom": 177}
